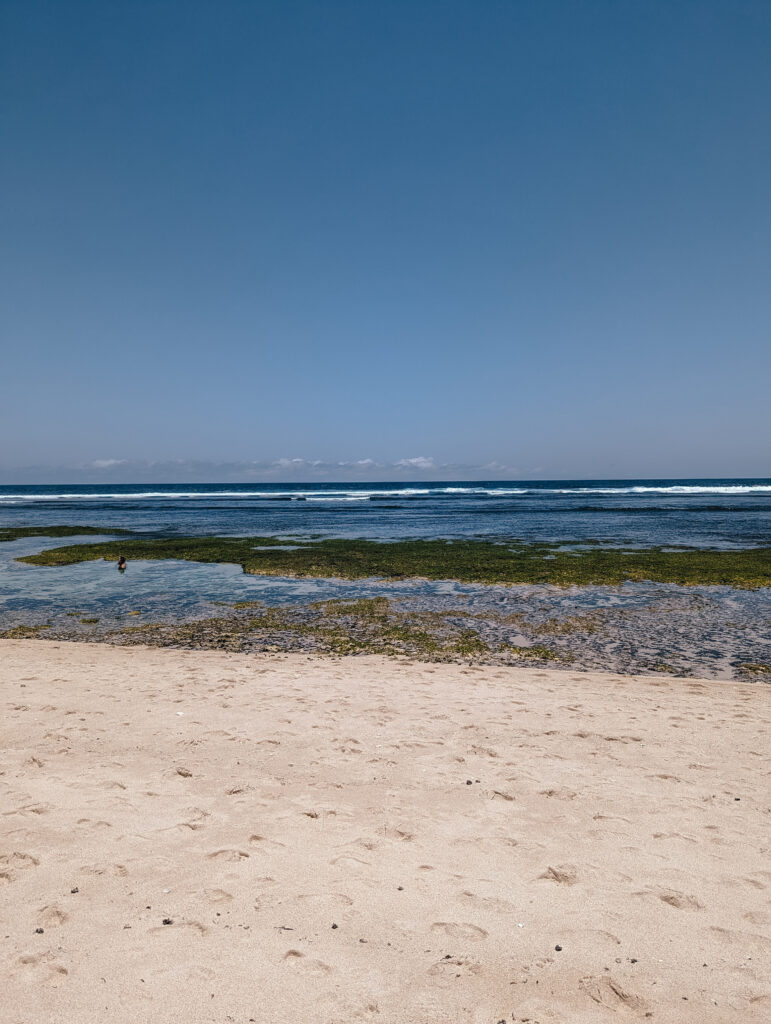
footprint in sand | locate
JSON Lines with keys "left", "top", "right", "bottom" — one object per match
{"left": 710, "top": 926, "right": 771, "bottom": 952}
{"left": 206, "top": 849, "right": 250, "bottom": 861}
{"left": 150, "top": 920, "right": 208, "bottom": 935}
{"left": 4, "top": 802, "right": 52, "bottom": 817}
{"left": 430, "top": 922, "right": 488, "bottom": 940}
{"left": 0, "top": 852, "right": 40, "bottom": 882}
{"left": 44, "top": 964, "right": 69, "bottom": 986}
{"left": 579, "top": 975, "right": 648, "bottom": 1012}
{"left": 80, "top": 862, "right": 127, "bottom": 877}
{"left": 17, "top": 952, "right": 70, "bottom": 986}
{"left": 636, "top": 887, "right": 703, "bottom": 910}
{"left": 179, "top": 807, "right": 210, "bottom": 830}
{"left": 458, "top": 890, "right": 515, "bottom": 914}
{"left": 37, "top": 905, "right": 68, "bottom": 929}
{"left": 539, "top": 864, "right": 578, "bottom": 885}
{"left": 744, "top": 910, "right": 771, "bottom": 926}
{"left": 248, "top": 834, "right": 286, "bottom": 850}
{"left": 427, "top": 956, "right": 483, "bottom": 985}
{"left": 330, "top": 855, "right": 370, "bottom": 869}
{"left": 283, "top": 950, "right": 332, "bottom": 975}
{"left": 429, "top": 956, "right": 482, "bottom": 976}
{"left": 186, "top": 965, "right": 216, "bottom": 981}
{"left": 561, "top": 927, "right": 621, "bottom": 947}
{"left": 204, "top": 888, "right": 233, "bottom": 903}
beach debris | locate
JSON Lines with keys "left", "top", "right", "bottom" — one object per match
{"left": 70, "top": 887, "right": 78, "bottom": 894}
{"left": 331, "top": 923, "right": 338, "bottom": 929}
{"left": 555, "top": 944, "right": 563, "bottom": 951}
{"left": 34, "top": 928, "right": 44, "bottom": 934}
{"left": 162, "top": 918, "right": 173, "bottom": 925}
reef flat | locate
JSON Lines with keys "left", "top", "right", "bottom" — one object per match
{"left": 4, "top": 589, "right": 770, "bottom": 682}
{"left": 15, "top": 533, "right": 771, "bottom": 588}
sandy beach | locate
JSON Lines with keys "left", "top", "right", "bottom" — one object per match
{"left": 1, "top": 640, "right": 769, "bottom": 1023}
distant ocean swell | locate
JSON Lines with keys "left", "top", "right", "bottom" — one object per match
{"left": 2, "top": 484, "right": 771, "bottom": 504}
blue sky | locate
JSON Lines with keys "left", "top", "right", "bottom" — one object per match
{"left": 1, "top": 0, "right": 769, "bottom": 482}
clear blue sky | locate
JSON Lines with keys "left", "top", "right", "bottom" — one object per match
{"left": 1, "top": 0, "right": 769, "bottom": 482}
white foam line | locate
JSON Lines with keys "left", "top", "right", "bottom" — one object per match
{"left": 0, "top": 484, "right": 770, "bottom": 504}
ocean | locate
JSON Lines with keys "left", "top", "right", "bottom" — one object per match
{"left": 1, "top": 478, "right": 771, "bottom": 546}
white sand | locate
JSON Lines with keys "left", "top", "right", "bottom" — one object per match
{"left": 1, "top": 640, "right": 769, "bottom": 1023}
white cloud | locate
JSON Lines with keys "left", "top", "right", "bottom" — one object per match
{"left": 395, "top": 456, "right": 436, "bottom": 471}
{"left": 90, "top": 459, "right": 127, "bottom": 469}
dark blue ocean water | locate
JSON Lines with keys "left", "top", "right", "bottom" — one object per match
{"left": 1, "top": 479, "right": 771, "bottom": 546}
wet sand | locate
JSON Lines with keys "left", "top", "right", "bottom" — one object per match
{"left": 1, "top": 640, "right": 769, "bottom": 1022}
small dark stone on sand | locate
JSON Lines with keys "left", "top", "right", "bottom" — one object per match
{"left": 444, "top": 954, "right": 452, "bottom": 959}
{"left": 466, "top": 779, "right": 472, "bottom": 785}
{"left": 162, "top": 918, "right": 173, "bottom": 925}
{"left": 331, "top": 923, "right": 338, "bottom": 929}
{"left": 631, "top": 958, "right": 638, "bottom": 963}
{"left": 397, "top": 886, "right": 404, "bottom": 891}
{"left": 70, "top": 887, "right": 79, "bottom": 894}
{"left": 734, "top": 797, "right": 740, "bottom": 801}
{"left": 35, "top": 928, "right": 44, "bottom": 934}
{"left": 555, "top": 945, "right": 562, "bottom": 951}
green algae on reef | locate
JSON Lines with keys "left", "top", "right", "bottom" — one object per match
{"left": 100, "top": 597, "right": 565, "bottom": 664}
{"left": 0, "top": 623, "right": 51, "bottom": 639}
{"left": 16, "top": 534, "right": 771, "bottom": 588}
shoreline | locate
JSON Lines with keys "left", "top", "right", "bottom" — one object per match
{"left": 1, "top": 640, "right": 769, "bottom": 1022}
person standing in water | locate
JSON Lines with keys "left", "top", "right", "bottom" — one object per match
{"left": 117, "top": 556, "right": 127, "bottom": 572}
